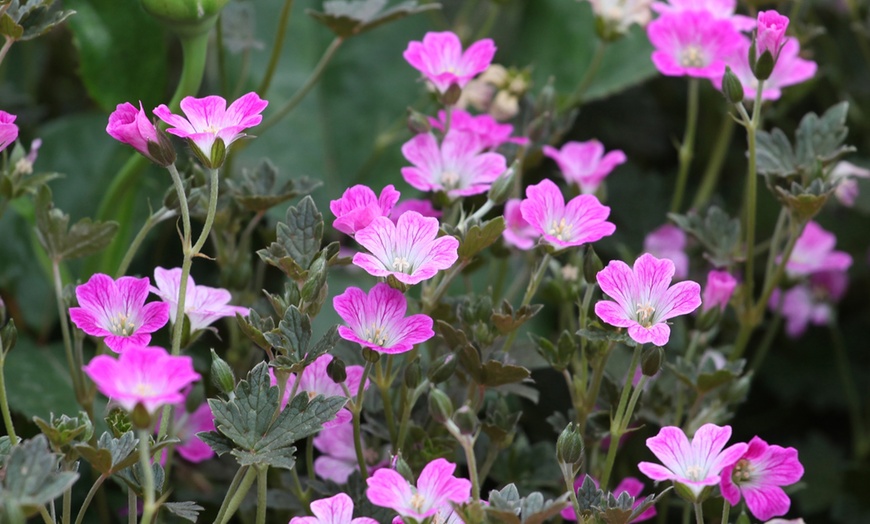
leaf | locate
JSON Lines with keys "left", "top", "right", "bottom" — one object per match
{"left": 0, "top": 435, "right": 79, "bottom": 509}
{"left": 4, "top": 340, "right": 79, "bottom": 421}
{"left": 115, "top": 462, "right": 165, "bottom": 496}
{"left": 492, "top": 301, "right": 542, "bottom": 335}
{"left": 307, "top": 0, "right": 439, "bottom": 39}
{"left": 163, "top": 501, "right": 205, "bottom": 523}
{"left": 5, "top": 0, "right": 75, "bottom": 41}
{"left": 480, "top": 360, "right": 531, "bottom": 388}
{"left": 228, "top": 160, "right": 322, "bottom": 212}
{"left": 34, "top": 185, "right": 118, "bottom": 261}
{"left": 458, "top": 216, "right": 505, "bottom": 260}
{"left": 263, "top": 305, "right": 313, "bottom": 361}
{"left": 74, "top": 431, "right": 137, "bottom": 475}
{"left": 257, "top": 196, "right": 324, "bottom": 278}
{"left": 668, "top": 206, "right": 741, "bottom": 268}
{"left": 756, "top": 128, "right": 799, "bottom": 177}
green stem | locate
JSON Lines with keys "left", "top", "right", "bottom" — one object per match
{"left": 691, "top": 114, "right": 735, "bottom": 210}
{"left": 215, "top": 466, "right": 257, "bottom": 524}
{"left": 258, "top": 0, "right": 295, "bottom": 96}
{"left": 52, "top": 261, "right": 82, "bottom": 402}
{"left": 115, "top": 207, "right": 176, "bottom": 277}
{"left": 763, "top": 209, "right": 788, "bottom": 284}
{"left": 376, "top": 361, "right": 398, "bottom": 444}
{"left": 256, "top": 465, "right": 268, "bottom": 524}
{"left": 0, "top": 351, "right": 17, "bottom": 444}
{"left": 721, "top": 500, "right": 730, "bottom": 524}
{"left": 352, "top": 362, "right": 373, "bottom": 479}
{"left": 460, "top": 435, "right": 481, "bottom": 502}
{"left": 742, "top": 80, "right": 765, "bottom": 316}
{"left": 749, "top": 296, "right": 783, "bottom": 373}
{"left": 0, "top": 37, "right": 14, "bottom": 69}
{"left": 127, "top": 489, "right": 136, "bottom": 524}
{"left": 599, "top": 344, "right": 643, "bottom": 489}
{"left": 138, "top": 430, "right": 156, "bottom": 524}
{"left": 306, "top": 435, "right": 315, "bottom": 478}
{"left": 567, "top": 39, "right": 608, "bottom": 108}
{"left": 671, "top": 78, "right": 700, "bottom": 214}
{"left": 423, "top": 261, "right": 469, "bottom": 314}
{"left": 38, "top": 505, "right": 53, "bottom": 524}
{"left": 831, "top": 325, "right": 866, "bottom": 458}
{"left": 502, "top": 253, "right": 552, "bottom": 354}
{"left": 578, "top": 342, "right": 614, "bottom": 434}
{"left": 73, "top": 475, "right": 106, "bottom": 524}
{"left": 562, "top": 464, "right": 583, "bottom": 521}
{"left": 396, "top": 380, "right": 428, "bottom": 453}
{"left": 694, "top": 502, "right": 704, "bottom": 524}
{"left": 213, "top": 465, "right": 249, "bottom": 524}
{"left": 62, "top": 485, "right": 71, "bottom": 524}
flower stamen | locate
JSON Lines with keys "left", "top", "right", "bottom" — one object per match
{"left": 636, "top": 303, "right": 656, "bottom": 327}
{"left": 548, "top": 217, "right": 572, "bottom": 241}
{"left": 680, "top": 45, "right": 706, "bottom": 68}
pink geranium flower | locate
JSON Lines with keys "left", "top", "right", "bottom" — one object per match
{"left": 156, "top": 400, "right": 215, "bottom": 464}
{"left": 651, "top": 0, "right": 756, "bottom": 31}
{"left": 770, "top": 271, "right": 848, "bottom": 338}
{"left": 784, "top": 221, "right": 852, "bottom": 278}
{"left": 721, "top": 436, "right": 804, "bottom": 521}
{"left": 502, "top": 198, "right": 539, "bottom": 250}
{"left": 289, "top": 493, "right": 378, "bottom": 524}
{"left": 106, "top": 102, "right": 169, "bottom": 164}
{"left": 715, "top": 37, "right": 816, "bottom": 101}
{"left": 756, "top": 10, "right": 789, "bottom": 58}
{"left": 313, "top": 420, "right": 361, "bottom": 483}
{"left": 429, "top": 109, "right": 528, "bottom": 151}
{"left": 82, "top": 345, "right": 200, "bottom": 414}
{"left": 330, "top": 184, "right": 401, "bottom": 237}
{"left": 561, "top": 476, "right": 656, "bottom": 521}
{"left": 270, "top": 354, "right": 368, "bottom": 428}
{"left": 390, "top": 199, "right": 442, "bottom": 222}
{"left": 154, "top": 92, "right": 268, "bottom": 168}
{"left": 519, "top": 178, "right": 616, "bottom": 250}
{"left": 647, "top": 10, "right": 743, "bottom": 78}
{"left": 353, "top": 212, "right": 459, "bottom": 286}
{"left": 643, "top": 224, "right": 689, "bottom": 280}
{"left": 702, "top": 269, "right": 737, "bottom": 312}
{"left": 638, "top": 424, "right": 749, "bottom": 500}
{"left": 401, "top": 130, "right": 507, "bottom": 199}
{"left": 0, "top": 110, "right": 19, "bottom": 153}
{"left": 595, "top": 253, "right": 702, "bottom": 346}
{"left": 830, "top": 161, "right": 870, "bottom": 207}
{"left": 542, "top": 140, "right": 627, "bottom": 195}
{"left": 367, "top": 458, "right": 471, "bottom": 521}
{"left": 334, "top": 283, "right": 434, "bottom": 355}
{"left": 150, "top": 267, "right": 249, "bottom": 333}
{"left": 403, "top": 31, "right": 496, "bottom": 93}
{"left": 69, "top": 274, "right": 170, "bottom": 353}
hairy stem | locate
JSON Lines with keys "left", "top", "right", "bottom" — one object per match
{"left": 258, "top": 0, "right": 296, "bottom": 96}
{"left": 671, "top": 78, "right": 700, "bottom": 213}
{"left": 138, "top": 430, "right": 156, "bottom": 524}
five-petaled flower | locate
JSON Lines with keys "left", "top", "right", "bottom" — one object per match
{"left": 150, "top": 267, "right": 249, "bottom": 334}
{"left": 289, "top": 493, "right": 378, "bottom": 524}
{"left": 647, "top": 10, "right": 743, "bottom": 78}
{"left": 542, "top": 140, "right": 626, "bottom": 195}
{"left": 83, "top": 345, "right": 200, "bottom": 414}
{"left": 519, "top": 178, "right": 616, "bottom": 250}
{"left": 720, "top": 436, "right": 804, "bottom": 521}
{"left": 334, "top": 283, "right": 434, "bottom": 354}
{"left": 106, "top": 102, "right": 174, "bottom": 166}
{"left": 367, "top": 458, "right": 471, "bottom": 521}
{"left": 154, "top": 92, "right": 268, "bottom": 168}
{"left": 638, "top": 424, "right": 749, "bottom": 500}
{"left": 784, "top": 221, "right": 853, "bottom": 278}
{"left": 403, "top": 31, "right": 496, "bottom": 93}
{"left": 595, "top": 253, "right": 702, "bottom": 346}
{"left": 69, "top": 273, "right": 170, "bottom": 353}
{"left": 330, "top": 184, "right": 401, "bottom": 237}
{"left": 0, "top": 110, "right": 19, "bottom": 154}
{"left": 353, "top": 211, "right": 459, "bottom": 285}
{"left": 502, "top": 198, "right": 539, "bottom": 250}
{"left": 429, "top": 109, "right": 528, "bottom": 151}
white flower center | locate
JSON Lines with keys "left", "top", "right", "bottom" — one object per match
{"left": 680, "top": 45, "right": 706, "bottom": 68}
{"left": 109, "top": 313, "right": 137, "bottom": 337}
{"left": 364, "top": 325, "right": 388, "bottom": 347}
{"left": 732, "top": 458, "right": 754, "bottom": 483}
{"left": 441, "top": 170, "right": 460, "bottom": 190}
{"left": 133, "top": 383, "right": 154, "bottom": 396}
{"left": 684, "top": 464, "right": 704, "bottom": 481}
{"left": 636, "top": 303, "right": 655, "bottom": 327}
{"left": 548, "top": 218, "right": 572, "bottom": 241}
{"left": 409, "top": 492, "right": 426, "bottom": 512}
{"left": 393, "top": 256, "right": 412, "bottom": 273}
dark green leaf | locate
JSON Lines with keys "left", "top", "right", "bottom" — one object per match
{"left": 34, "top": 185, "right": 118, "bottom": 261}
{"left": 74, "top": 431, "right": 137, "bottom": 475}
{"left": 280, "top": 195, "right": 323, "bottom": 270}
{"left": 458, "top": 216, "right": 505, "bottom": 260}
{"left": 668, "top": 206, "right": 741, "bottom": 267}
{"left": 4, "top": 340, "right": 79, "bottom": 421}
{"left": 5, "top": 0, "right": 75, "bottom": 40}
{"left": 480, "top": 360, "right": 530, "bottom": 387}
{"left": 228, "top": 160, "right": 321, "bottom": 212}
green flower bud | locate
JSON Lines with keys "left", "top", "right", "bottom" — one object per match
{"left": 106, "top": 408, "right": 133, "bottom": 438}
{"left": 210, "top": 349, "right": 236, "bottom": 395}
{"left": 140, "top": 0, "right": 230, "bottom": 38}
{"left": 487, "top": 161, "right": 518, "bottom": 205}
{"left": 452, "top": 405, "right": 479, "bottom": 436}
{"left": 696, "top": 305, "right": 721, "bottom": 333}
{"left": 440, "top": 84, "right": 463, "bottom": 106}
{"left": 403, "top": 357, "right": 421, "bottom": 389}
{"left": 641, "top": 346, "right": 664, "bottom": 377}
{"left": 428, "top": 387, "right": 454, "bottom": 424}
{"left": 721, "top": 66, "right": 744, "bottom": 105}
{"left": 428, "top": 352, "right": 457, "bottom": 384}
{"left": 583, "top": 246, "right": 603, "bottom": 284}
{"left": 753, "top": 50, "right": 775, "bottom": 81}
{"left": 327, "top": 357, "right": 348, "bottom": 384}
{"left": 407, "top": 107, "right": 432, "bottom": 135}
{"left": 556, "top": 423, "right": 584, "bottom": 466}
{"left": 362, "top": 347, "right": 381, "bottom": 364}
{"left": 130, "top": 403, "right": 153, "bottom": 430}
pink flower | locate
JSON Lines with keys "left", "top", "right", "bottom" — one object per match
{"left": 289, "top": 493, "right": 378, "bottom": 524}
{"left": 82, "top": 345, "right": 200, "bottom": 414}
{"left": 715, "top": 36, "right": 816, "bottom": 101}
{"left": 429, "top": 109, "right": 528, "bottom": 151}
{"left": 330, "top": 185, "right": 401, "bottom": 236}
{"left": 651, "top": 0, "right": 756, "bottom": 31}
{"left": 334, "top": 283, "right": 434, "bottom": 355}
{"left": 542, "top": 140, "right": 627, "bottom": 195}
{"left": 69, "top": 274, "right": 170, "bottom": 353}
{"left": 150, "top": 267, "right": 249, "bottom": 333}
{"left": 367, "top": 458, "right": 471, "bottom": 520}
{"left": 403, "top": 31, "right": 496, "bottom": 93}
{"left": 643, "top": 224, "right": 689, "bottom": 280}
{"left": 756, "top": 11, "right": 789, "bottom": 58}
{"left": 106, "top": 102, "right": 167, "bottom": 163}
{"left": 638, "top": 424, "right": 749, "bottom": 500}
{"left": 313, "top": 420, "right": 361, "bottom": 483}
{"left": 0, "top": 110, "right": 19, "bottom": 153}
{"left": 702, "top": 270, "right": 737, "bottom": 312}
{"left": 401, "top": 130, "right": 507, "bottom": 199}
{"left": 154, "top": 92, "right": 268, "bottom": 168}
{"left": 562, "top": 476, "right": 656, "bottom": 522}
{"left": 720, "top": 436, "right": 804, "bottom": 521}
{"left": 353, "top": 212, "right": 459, "bottom": 286}
{"left": 784, "top": 221, "right": 852, "bottom": 278}
{"left": 647, "top": 10, "right": 743, "bottom": 78}
{"left": 595, "top": 253, "right": 702, "bottom": 346}
{"left": 770, "top": 271, "right": 848, "bottom": 338}
{"left": 156, "top": 400, "right": 215, "bottom": 464}
{"left": 502, "top": 198, "right": 539, "bottom": 250}
{"left": 519, "top": 178, "right": 616, "bottom": 250}
{"left": 270, "top": 354, "right": 368, "bottom": 428}
{"left": 390, "top": 199, "right": 442, "bottom": 222}
{"left": 830, "top": 161, "right": 870, "bottom": 207}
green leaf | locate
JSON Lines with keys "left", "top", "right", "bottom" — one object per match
{"left": 163, "top": 501, "right": 205, "bottom": 523}
{"left": 457, "top": 216, "right": 505, "bottom": 260}
{"left": 228, "top": 159, "right": 322, "bottom": 212}
{"left": 307, "top": 0, "right": 439, "bottom": 39}
{"left": 492, "top": 301, "right": 542, "bottom": 335}
{"left": 257, "top": 196, "right": 324, "bottom": 278}
{"left": 66, "top": 0, "right": 166, "bottom": 112}
{"left": 0, "top": 435, "right": 79, "bottom": 510}
{"left": 34, "top": 185, "right": 119, "bottom": 261}
{"left": 5, "top": 0, "right": 75, "bottom": 41}
{"left": 263, "top": 305, "right": 312, "bottom": 360}
{"left": 0, "top": 13, "right": 24, "bottom": 39}
{"left": 480, "top": 360, "right": 530, "bottom": 388}
{"left": 668, "top": 206, "right": 741, "bottom": 268}
{"left": 4, "top": 340, "right": 79, "bottom": 421}
{"left": 74, "top": 431, "right": 137, "bottom": 475}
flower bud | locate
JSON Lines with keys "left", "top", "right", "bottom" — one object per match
{"left": 428, "top": 387, "right": 454, "bottom": 424}
{"left": 210, "top": 348, "right": 236, "bottom": 394}
{"left": 452, "top": 405, "right": 479, "bottom": 436}
{"left": 428, "top": 352, "right": 457, "bottom": 384}
{"left": 189, "top": 137, "right": 227, "bottom": 170}
{"left": 487, "top": 160, "right": 518, "bottom": 205}
{"left": 130, "top": 403, "right": 153, "bottom": 430}
{"left": 140, "top": 0, "right": 231, "bottom": 38}
{"left": 583, "top": 246, "right": 604, "bottom": 284}
{"left": 362, "top": 347, "right": 381, "bottom": 363}
{"left": 753, "top": 50, "right": 775, "bottom": 81}
{"left": 440, "top": 84, "right": 463, "bottom": 106}
{"left": 327, "top": 356, "right": 348, "bottom": 384}
{"left": 721, "top": 67, "right": 744, "bottom": 105}
{"left": 1, "top": 318, "right": 16, "bottom": 356}
{"left": 556, "top": 423, "right": 584, "bottom": 466}
{"left": 392, "top": 453, "right": 415, "bottom": 483}
{"left": 696, "top": 305, "right": 721, "bottom": 333}
{"left": 641, "top": 346, "right": 664, "bottom": 377}
{"left": 106, "top": 408, "right": 133, "bottom": 438}
{"left": 407, "top": 107, "right": 431, "bottom": 135}
{"left": 403, "top": 357, "right": 421, "bottom": 389}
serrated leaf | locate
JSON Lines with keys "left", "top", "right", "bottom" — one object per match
{"left": 116, "top": 461, "right": 165, "bottom": 496}
{"left": 756, "top": 128, "right": 799, "bottom": 177}
{"left": 458, "top": 216, "right": 505, "bottom": 260}
{"left": 1, "top": 435, "right": 79, "bottom": 508}
{"left": 668, "top": 206, "right": 740, "bottom": 267}
{"left": 279, "top": 195, "right": 323, "bottom": 270}
{"left": 481, "top": 360, "right": 530, "bottom": 387}
{"left": 307, "top": 0, "right": 438, "bottom": 38}
{"left": 34, "top": 185, "right": 118, "bottom": 261}
{"left": 163, "top": 501, "right": 205, "bottom": 523}
{"left": 196, "top": 430, "right": 235, "bottom": 456}
{"left": 6, "top": 0, "right": 75, "bottom": 41}
{"left": 576, "top": 325, "right": 633, "bottom": 345}
{"left": 228, "top": 160, "right": 321, "bottom": 212}
{"left": 74, "top": 431, "right": 137, "bottom": 475}
{"left": 209, "top": 363, "right": 280, "bottom": 450}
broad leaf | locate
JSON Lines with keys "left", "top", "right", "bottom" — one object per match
{"left": 34, "top": 185, "right": 118, "bottom": 261}
{"left": 228, "top": 160, "right": 321, "bottom": 212}
{"left": 0, "top": 435, "right": 79, "bottom": 511}
{"left": 163, "top": 501, "right": 205, "bottom": 523}
{"left": 307, "top": 0, "right": 438, "bottom": 38}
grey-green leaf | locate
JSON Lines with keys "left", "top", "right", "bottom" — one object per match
{"left": 1, "top": 435, "right": 79, "bottom": 507}
{"left": 163, "top": 501, "right": 205, "bottom": 523}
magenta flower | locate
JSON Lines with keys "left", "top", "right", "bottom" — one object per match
{"left": 643, "top": 224, "right": 689, "bottom": 280}
{"left": 390, "top": 199, "right": 442, "bottom": 223}
{"left": 830, "top": 161, "right": 870, "bottom": 207}
{"left": 542, "top": 140, "right": 627, "bottom": 195}
{"left": 784, "top": 221, "right": 852, "bottom": 278}
{"left": 651, "top": 0, "right": 756, "bottom": 31}
{"left": 334, "top": 283, "right": 434, "bottom": 355}
{"left": 69, "top": 274, "right": 170, "bottom": 353}
{"left": 702, "top": 270, "right": 737, "bottom": 312}
{"left": 519, "top": 178, "right": 616, "bottom": 250}
{"left": 156, "top": 400, "right": 215, "bottom": 464}
{"left": 770, "top": 271, "right": 848, "bottom": 338}
{"left": 270, "top": 354, "right": 368, "bottom": 428}
{"left": 367, "top": 458, "right": 471, "bottom": 521}
{"left": 403, "top": 31, "right": 496, "bottom": 93}
{"left": 502, "top": 198, "right": 539, "bottom": 250}
{"left": 595, "top": 253, "right": 702, "bottom": 346}
{"left": 313, "top": 420, "right": 361, "bottom": 483}
{"left": 106, "top": 102, "right": 169, "bottom": 164}
{"left": 0, "top": 110, "right": 19, "bottom": 153}
{"left": 647, "top": 10, "right": 743, "bottom": 78}
{"left": 561, "top": 476, "right": 656, "bottom": 522}
{"left": 638, "top": 424, "right": 749, "bottom": 500}
{"left": 289, "top": 493, "right": 378, "bottom": 524}
{"left": 150, "top": 267, "right": 249, "bottom": 333}
{"left": 83, "top": 345, "right": 200, "bottom": 414}
{"left": 756, "top": 10, "right": 789, "bottom": 58}
{"left": 154, "top": 92, "right": 268, "bottom": 168}
{"left": 353, "top": 212, "right": 459, "bottom": 286}
{"left": 429, "top": 109, "right": 528, "bottom": 151}
{"left": 720, "top": 436, "right": 804, "bottom": 521}
{"left": 401, "top": 130, "right": 507, "bottom": 199}
{"left": 715, "top": 36, "right": 816, "bottom": 101}
{"left": 330, "top": 184, "right": 401, "bottom": 237}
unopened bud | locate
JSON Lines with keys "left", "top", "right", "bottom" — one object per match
{"left": 721, "top": 67, "right": 744, "bottom": 105}
{"left": 392, "top": 453, "right": 415, "bottom": 483}
{"left": 145, "top": 125, "right": 177, "bottom": 167}
{"left": 407, "top": 108, "right": 431, "bottom": 135}
{"left": 428, "top": 352, "right": 457, "bottom": 384}
{"left": 106, "top": 408, "right": 132, "bottom": 438}
{"left": 641, "top": 346, "right": 664, "bottom": 377}
{"left": 362, "top": 347, "right": 381, "bottom": 363}
{"left": 327, "top": 357, "right": 348, "bottom": 384}
{"left": 210, "top": 349, "right": 236, "bottom": 394}
{"left": 696, "top": 305, "right": 721, "bottom": 333}
{"left": 452, "top": 405, "right": 479, "bottom": 435}
{"left": 428, "top": 387, "right": 454, "bottom": 424}
{"left": 130, "top": 403, "right": 153, "bottom": 430}
{"left": 583, "top": 246, "right": 604, "bottom": 284}
{"left": 556, "top": 423, "right": 584, "bottom": 466}
{"left": 487, "top": 161, "right": 518, "bottom": 205}
{"left": 404, "top": 357, "right": 421, "bottom": 389}
{"left": 440, "top": 84, "right": 463, "bottom": 106}
{"left": 753, "top": 50, "right": 775, "bottom": 81}
{"left": 1, "top": 319, "right": 16, "bottom": 355}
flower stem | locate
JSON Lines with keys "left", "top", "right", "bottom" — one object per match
{"left": 579, "top": 342, "right": 614, "bottom": 434}
{"left": 215, "top": 466, "right": 257, "bottom": 524}
{"left": 561, "top": 463, "right": 583, "bottom": 521}
{"left": 62, "top": 484, "right": 71, "bottom": 524}
{"left": 127, "top": 489, "right": 136, "bottom": 524}
{"left": 255, "top": 465, "right": 268, "bottom": 524}
{"left": 459, "top": 434, "right": 481, "bottom": 502}
{"left": 73, "top": 474, "right": 107, "bottom": 524}
{"left": 376, "top": 360, "right": 398, "bottom": 444}
{"left": 721, "top": 500, "right": 731, "bottom": 524}
{"left": 352, "top": 361, "right": 373, "bottom": 479}
{"left": 567, "top": 39, "right": 608, "bottom": 108}
{"left": 52, "top": 261, "right": 83, "bottom": 403}
{"left": 0, "top": 37, "right": 14, "bottom": 69}
{"left": 137, "top": 430, "right": 156, "bottom": 524}
{"left": 0, "top": 350, "right": 17, "bottom": 444}
{"left": 830, "top": 324, "right": 867, "bottom": 458}
{"left": 115, "top": 207, "right": 176, "bottom": 277}
{"left": 599, "top": 344, "right": 643, "bottom": 489}
{"left": 692, "top": 114, "right": 735, "bottom": 210}
{"left": 671, "top": 78, "right": 700, "bottom": 214}
{"left": 396, "top": 380, "right": 428, "bottom": 453}
{"left": 693, "top": 501, "right": 704, "bottom": 524}
{"left": 258, "top": 0, "right": 295, "bottom": 96}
